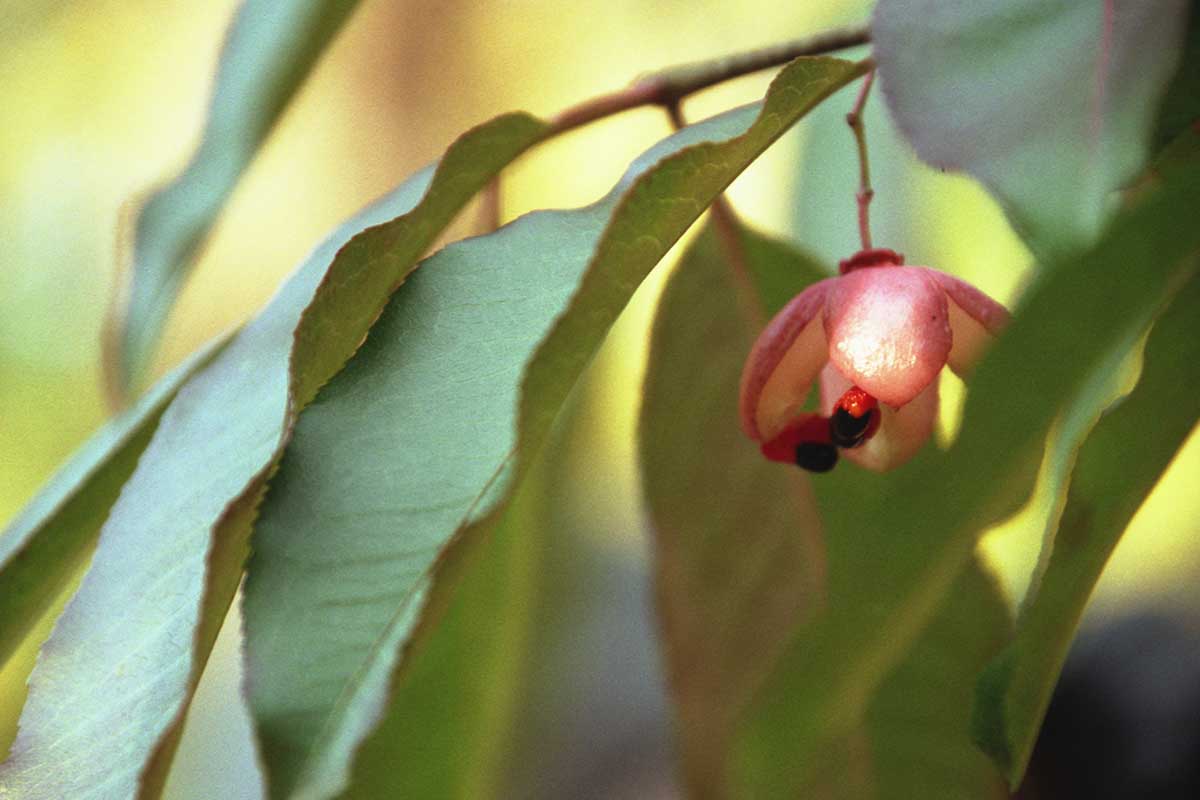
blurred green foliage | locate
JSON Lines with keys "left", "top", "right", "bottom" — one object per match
{"left": 0, "top": 2, "right": 1197, "bottom": 798}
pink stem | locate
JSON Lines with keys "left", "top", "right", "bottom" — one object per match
{"left": 846, "top": 68, "right": 877, "bottom": 251}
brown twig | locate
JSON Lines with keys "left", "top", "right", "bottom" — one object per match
{"left": 549, "top": 24, "right": 871, "bottom": 135}
{"left": 845, "top": 65, "right": 877, "bottom": 251}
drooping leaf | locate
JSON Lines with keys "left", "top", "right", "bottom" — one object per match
{"left": 972, "top": 268, "right": 1200, "bottom": 788}
{"left": 967, "top": 103, "right": 1200, "bottom": 787}
{"left": 0, "top": 112, "right": 548, "bottom": 800}
{"left": 1150, "top": 122, "right": 1200, "bottom": 176}
{"left": 0, "top": 334, "right": 228, "bottom": 669}
{"left": 873, "top": 0, "right": 1190, "bottom": 258}
{"left": 1152, "top": 0, "right": 1200, "bottom": 150}
{"left": 730, "top": 161, "right": 1200, "bottom": 798}
{"left": 735, "top": 223, "right": 832, "bottom": 316}
{"left": 640, "top": 223, "right": 829, "bottom": 792}
{"left": 845, "top": 561, "right": 1009, "bottom": 800}
{"left": 240, "top": 56, "right": 868, "bottom": 799}
{"left": 642, "top": 222, "right": 1007, "bottom": 797}
{"left": 802, "top": 560, "right": 1011, "bottom": 800}
{"left": 994, "top": 294, "right": 1153, "bottom": 624}
{"left": 1141, "top": 8, "right": 1200, "bottom": 181}
{"left": 344, "top": 336, "right": 667, "bottom": 800}
{"left": 334, "top": 356, "right": 593, "bottom": 800}
{"left": 108, "top": 0, "right": 363, "bottom": 397}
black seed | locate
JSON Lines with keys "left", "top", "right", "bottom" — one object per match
{"left": 795, "top": 442, "right": 838, "bottom": 473}
{"left": 830, "top": 408, "right": 873, "bottom": 448}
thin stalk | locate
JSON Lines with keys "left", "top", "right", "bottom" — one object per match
{"left": 845, "top": 66, "right": 877, "bottom": 251}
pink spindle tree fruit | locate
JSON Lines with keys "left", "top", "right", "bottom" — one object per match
{"left": 739, "top": 248, "right": 1009, "bottom": 472}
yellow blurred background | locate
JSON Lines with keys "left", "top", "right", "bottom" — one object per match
{"left": 1, "top": 1, "right": 1196, "bottom": 797}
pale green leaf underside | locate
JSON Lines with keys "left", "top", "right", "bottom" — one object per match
{"left": 330, "top": 359, "right": 590, "bottom": 800}
{"left": 972, "top": 267, "right": 1200, "bottom": 787}
{"left": 0, "top": 334, "right": 228, "bottom": 668}
{"left": 732, "top": 162, "right": 1200, "bottom": 798}
{"left": 0, "top": 111, "right": 547, "bottom": 800}
{"left": 241, "top": 56, "right": 866, "bottom": 800}
{"left": 873, "top": 0, "right": 1189, "bottom": 258}
{"left": 112, "top": 0, "right": 362, "bottom": 395}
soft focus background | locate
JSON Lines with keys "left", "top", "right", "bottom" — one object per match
{"left": 1, "top": 1, "right": 1197, "bottom": 797}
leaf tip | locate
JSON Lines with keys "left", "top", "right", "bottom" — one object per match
{"left": 970, "top": 646, "right": 1019, "bottom": 785}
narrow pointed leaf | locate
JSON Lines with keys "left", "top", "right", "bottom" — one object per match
{"left": 972, "top": 268, "right": 1200, "bottom": 787}
{"left": 0, "top": 113, "right": 548, "bottom": 800}
{"left": 1142, "top": 8, "right": 1200, "bottom": 179}
{"left": 241, "top": 56, "right": 867, "bottom": 799}
{"left": 0, "top": 334, "right": 228, "bottom": 668}
{"left": 109, "top": 0, "right": 363, "bottom": 396}
{"left": 803, "top": 561, "right": 1011, "bottom": 800}
{"left": 333, "top": 360, "right": 590, "bottom": 800}
{"left": 873, "top": 0, "right": 1189, "bottom": 257}
{"left": 1152, "top": 1, "right": 1200, "bottom": 150}
{"left": 640, "top": 224, "right": 829, "bottom": 792}
{"left": 846, "top": 561, "right": 1010, "bottom": 800}
{"left": 731, "top": 162, "right": 1200, "bottom": 798}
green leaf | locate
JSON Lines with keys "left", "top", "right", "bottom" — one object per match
{"left": 845, "top": 561, "right": 1010, "bottom": 800}
{"left": 736, "top": 223, "right": 831, "bottom": 315}
{"left": 873, "top": 0, "right": 1190, "bottom": 258}
{"left": 0, "top": 335, "right": 228, "bottom": 669}
{"left": 109, "top": 0, "right": 363, "bottom": 397}
{"left": 972, "top": 267, "right": 1200, "bottom": 787}
{"left": 642, "top": 222, "right": 1007, "bottom": 797}
{"left": 1151, "top": 122, "right": 1200, "bottom": 175}
{"left": 640, "top": 223, "right": 829, "bottom": 792}
{"left": 0, "top": 112, "right": 547, "bottom": 800}
{"left": 1152, "top": 0, "right": 1200, "bottom": 150}
{"left": 342, "top": 330, "right": 657, "bottom": 800}
{"left": 730, "top": 161, "right": 1200, "bottom": 798}
{"left": 1142, "top": 5, "right": 1200, "bottom": 179}
{"left": 802, "top": 560, "right": 1010, "bottom": 800}
{"left": 241, "top": 56, "right": 867, "bottom": 799}
{"left": 333, "top": 346, "right": 596, "bottom": 800}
